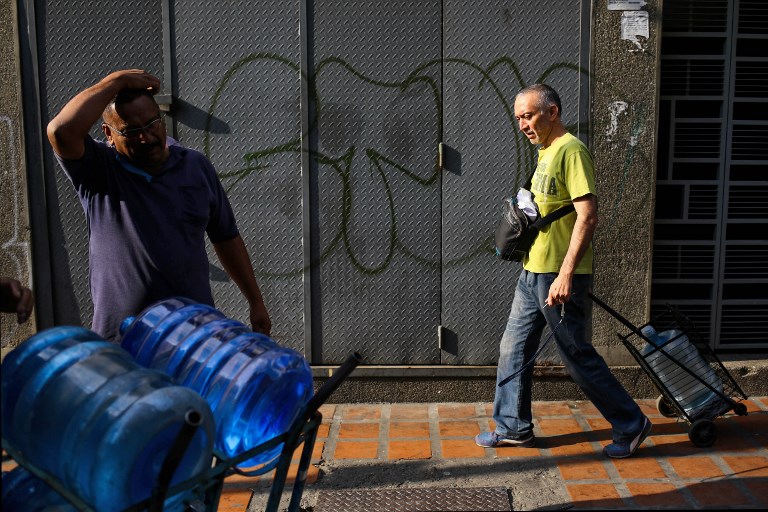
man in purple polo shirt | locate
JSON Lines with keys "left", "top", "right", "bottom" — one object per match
{"left": 47, "top": 69, "right": 271, "bottom": 340}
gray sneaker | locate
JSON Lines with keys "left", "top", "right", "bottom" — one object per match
{"left": 475, "top": 431, "right": 536, "bottom": 448}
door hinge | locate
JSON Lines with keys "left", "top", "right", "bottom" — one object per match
{"left": 438, "top": 324, "right": 443, "bottom": 349}
{"left": 438, "top": 142, "right": 444, "bottom": 170}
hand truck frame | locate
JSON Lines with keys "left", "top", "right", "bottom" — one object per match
{"left": 588, "top": 292, "right": 748, "bottom": 447}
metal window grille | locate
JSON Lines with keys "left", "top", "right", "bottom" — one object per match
{"left": 653, "top": 0, "right": 768, "bottom": 350}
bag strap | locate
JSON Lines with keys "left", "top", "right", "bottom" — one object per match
{"left": 522, "top": 169, "right": 536, "bottom": 190}
{"left": 531, "top": 203, "right": 575, "bottom": 230}
{"left": 522, "top": 169, "right": 576, "bottom": 229}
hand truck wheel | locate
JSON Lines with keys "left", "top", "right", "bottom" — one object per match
{"left": 688, "top": 418, "right": 717, "bottom": 447}
{"left": 733, "top": 402, "right": 748, "bottom": 416}
{"left": 656, "top": 395, "right": 677, "bottom": 418}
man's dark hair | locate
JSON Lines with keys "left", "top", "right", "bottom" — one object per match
{"left": 516, "top": 84, "right": 562, "bottom": 117}
{"left": 103, "top": 88, "right": 156, "bottom": 120}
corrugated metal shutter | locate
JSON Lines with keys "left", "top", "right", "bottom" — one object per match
{"left": 654, "top": 0, "right": 768, "bottom": 350}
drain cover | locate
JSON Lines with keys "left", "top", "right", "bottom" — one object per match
{"left": 314, "top": 487, "right": 511, "bottom": 511}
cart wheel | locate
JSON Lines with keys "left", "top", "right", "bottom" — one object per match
{"left": 733, "top": 402, "right": 748, "bottom": 416}
{"left": 689, "top": 418, "right": 717, "bottom": 447}
{"left": 656, "top": 395, "right": 677, "bottom": 418}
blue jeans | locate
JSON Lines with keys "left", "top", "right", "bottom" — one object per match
{"left": 493, "top": 270, "right": 644, "bottom": 443}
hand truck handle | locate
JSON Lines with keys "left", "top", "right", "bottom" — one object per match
{"left": 587, "top": 291, "right": 646, "bottom": 337}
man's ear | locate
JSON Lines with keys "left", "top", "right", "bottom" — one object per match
{"left": 549, "top": 104, "right": 559, "bottom": 120}
{"left": 102, "top": 123, "right": 114, "bottom": 144}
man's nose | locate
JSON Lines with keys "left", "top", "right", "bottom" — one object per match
{"left": 137, "top": 129, "right": 157, "bottom": 142}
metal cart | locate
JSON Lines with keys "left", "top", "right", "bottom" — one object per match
{"left": 588, "top": 292, "right": 748, "bottom": 447}
{"left": 2, "top": 352, "right": 362, "bottom": 512}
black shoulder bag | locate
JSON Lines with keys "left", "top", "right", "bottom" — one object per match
{"left": 494, "top": 172, "right": 575, "bottom": 262}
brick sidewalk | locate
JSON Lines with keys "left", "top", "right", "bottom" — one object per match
{"left": 4, "top": 398, "right": 766, "bottom": 510}
{"left": 236, "top": 397, "right": 768, "bottom": 510}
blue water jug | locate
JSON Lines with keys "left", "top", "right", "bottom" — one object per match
{"left": 641, "top": 325, "right": 724, "bottom": 419}
{"left": 2, "top": 465, "right": 76, "bottom": 512}
{"left": 0, "top": 326, "right": 103, "bottom": 443}
{"left": 119, "top": 298, "right": 314, "bottom": 468}
{"left": 0, "top": 327, "right": 215, "bottom": 511}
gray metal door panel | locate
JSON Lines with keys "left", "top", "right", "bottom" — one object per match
{"left": 442, "top": 0, "right": 588, "bottom": 364}
{"left": 29, "top": 0, "right": 590, "bottom": 365}
{"left": 38, "top": 1, "right": 164, "bottom": 329}
{"left": 172, "top": 1, "right": 305, "bottom": 353}
{"left": 314, "top": 1, "right": 442, "bottom": 363}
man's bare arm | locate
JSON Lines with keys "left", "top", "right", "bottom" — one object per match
{"left": 46, "top": 69, "right": 160, "bottom": 160}
{"left": 213, "top": 235, "right": 272, "bottom": 336}
{"left": 546, "top": 194, "right": 598, "bottom": 306}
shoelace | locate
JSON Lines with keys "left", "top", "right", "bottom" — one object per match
{"left": 498, "top": 303, "right": 566, "bottom": 387}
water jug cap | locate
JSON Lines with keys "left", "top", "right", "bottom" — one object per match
{"left": 640, "top": 325, "right": 656, "bottom": 337}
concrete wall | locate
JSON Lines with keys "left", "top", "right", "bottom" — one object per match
{"left": 1, "top": 0, "right": 36, "bottom": 356}
{"left": 590, "top": 0, "right": 659, "bottom": 364}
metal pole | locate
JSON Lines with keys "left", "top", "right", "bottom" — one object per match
{"left": 160, "top": 0, "right": 177, "bottom": 138}
{"left": 16, "top": 0, "right": 54, "bottom": 329}
{"left": 299, "top": 0, "right": 321, "bottom": 362}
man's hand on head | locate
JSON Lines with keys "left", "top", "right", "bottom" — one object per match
{"left": 104, "top": 69, "right": 161, "bottom": 94}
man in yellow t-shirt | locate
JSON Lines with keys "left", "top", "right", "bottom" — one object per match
{"left": 476, "top": 84, "right": 651, "bottom": 459}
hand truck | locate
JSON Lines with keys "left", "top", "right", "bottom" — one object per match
{"left": 588, "top": 292, "right": 748, "bottom": 447}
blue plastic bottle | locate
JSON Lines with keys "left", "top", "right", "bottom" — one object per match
{"left": 119, "top": 298, "right": 314, "bottom": 468}
{"left": 11, "top": 341, "right": 131, "bottom": 477}
{"left": 0, "top": 326, "right": 103, "bottom": 443}
{"left": 640, "top": 325, "right": 724, "bottom": 419}
{"left": 0, "top": 327, "right": 215, "bottom": 511}
{"left": 2, "top": 465, "right": 76, "bottom": 512}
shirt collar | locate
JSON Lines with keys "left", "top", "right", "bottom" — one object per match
{"left": 114, "top": 137, "right": 184, "bottom": 182}
{"left": 116, "top": 154, "right": 154, "bottom": 182}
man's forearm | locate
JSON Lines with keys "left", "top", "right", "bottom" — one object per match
{"left": 560, "top": 219, "right": 596, "bottom": 275}
{"left": 47, "top": 77, "right": 122, "bottom": 159}
{"left": 559, "top": 196, "right": 598, "bottom": 276}
{"left": 213, "top": 235, "right": 272, "bottom": 335}
{"left": 213, "top": 235, "right": 264, "bottom": 306}
{"left": 546, "top": 196, "right": 597, "bottom": 306}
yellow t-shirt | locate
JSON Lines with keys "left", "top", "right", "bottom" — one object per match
{"left": 523, "top": 132, "right": 596, "bottom": 274}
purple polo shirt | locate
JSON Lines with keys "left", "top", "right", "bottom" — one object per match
{"left": 56, "top": 136, "right": 239, "bottom": 340}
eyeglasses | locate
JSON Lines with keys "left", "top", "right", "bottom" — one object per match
{"left": 106, "top": 115, "right": 164, "bottom": 139}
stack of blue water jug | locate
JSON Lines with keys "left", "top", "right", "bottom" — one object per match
{"left": 1, "top": 326, "right": 215, "bottom": 511}
{"left": 118, "top": 297, "right": 314, "bottom": 467}
{"left": 2, "top": 298, "right": 314, "bottom": 510}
